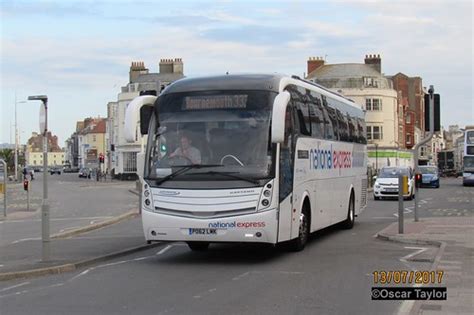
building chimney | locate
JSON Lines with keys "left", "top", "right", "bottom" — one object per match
{"left": 172, "top": 58, "right": 183, "bottom": 74}
{"left": 364, "top": 54, "right": 381, "bottom": 73}
{"left": 159, "top": 58, "right": 173, "bottom": 74}
{"left": 129, "top": 61, "right": 148, "bottom": 83}
{"left": 307, "top": 57, "right": 325, "bottom": 76}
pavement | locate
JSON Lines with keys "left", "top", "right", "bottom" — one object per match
{"left": 0, "top": 212, "right": 161, "bottom": 281}
{"left": 377, "top": 216, "right": 474, "bottom": 315}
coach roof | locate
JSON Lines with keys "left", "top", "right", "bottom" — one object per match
{"left": 161, "top": 74, "right": 285, "bottom": 94}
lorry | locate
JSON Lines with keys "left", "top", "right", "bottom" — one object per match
{"left": 437, "top": 150, "right": 457, "bottom": 177}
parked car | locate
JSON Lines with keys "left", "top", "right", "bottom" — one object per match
{"left": 63, "top": 167, "right": 79, "bottom": 173}
{"left": 373, "top": 166, "right": 414, "bottom": 200}
{"left": 419, "top": 166, "right": 440, "bottom": 188}
{"left": 49, "top": 167, "right": 62, "bottom": 175}
{"left": 78, "top": 168, "right": 91, "bottom": 178}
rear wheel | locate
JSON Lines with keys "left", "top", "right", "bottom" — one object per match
{"left": 187, "top": 242, "right": 210, "bottom": 251}
{"left": 341, "top": 192, "right": 355, "bottom": 229}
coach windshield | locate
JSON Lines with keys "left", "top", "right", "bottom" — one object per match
{"left": 145, "top": 90, "right": 277, "bottom": 188}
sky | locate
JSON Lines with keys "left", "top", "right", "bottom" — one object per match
{"left": 1, "top": 0, "right": 473, "bottom": 146}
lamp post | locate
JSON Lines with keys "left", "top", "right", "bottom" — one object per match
{"left": 28, "top": 95, "right": 50, "bottom": 262}
{"left": 15, "top": 99, "right": 27, "bottom": 181}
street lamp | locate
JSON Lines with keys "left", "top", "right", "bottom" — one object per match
{"left": 15, "top": 99, "right": 27, "bottom": 181}
{"left": 28, "top": 95, "right": 50, "bottom": 262}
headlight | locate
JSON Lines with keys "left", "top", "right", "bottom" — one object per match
{"left": 432, "top": 176, "right": 438, "bottom": 180}
{"left": 375, "top": 185, "right": 380, "bottom": 189}
{"left": 258, "top": 180, "right": 274, "bottom": 211}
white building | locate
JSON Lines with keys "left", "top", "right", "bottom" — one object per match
{"left": 108, "top": 59, "right": 185, "bottom": 179}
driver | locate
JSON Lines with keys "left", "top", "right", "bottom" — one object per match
{"left": 169, "top": 133, "right": 201, "bottom": 164}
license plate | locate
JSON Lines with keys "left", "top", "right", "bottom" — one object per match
{"left": 386, "top": 188, "right": 398, "bottom": 192}
{"left": 423, "top": 179, "right": 430, "bottom": 183}
{"left": 188, "top": 228, "right": 217, "bottom": 235}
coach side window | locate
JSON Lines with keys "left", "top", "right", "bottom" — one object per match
{"left": 308, "top": 92, "right": 324, "bottom": 139}
{"left": 290, "top": 87, "right": 311, "bottom": 136}
{"left": 325, "top": 105, "right": 339, "bottom": 141}
{"left": 321, "top": 95, "right": 335, "bottom": 140}
{"left": 336, "top": 108, "right": 349, "bottom": 142}
{"left": 347, "top": 113, "right": 356, "bottom": 142}
{"left": 357, "top": 118, "right": 367, "bottom": 144}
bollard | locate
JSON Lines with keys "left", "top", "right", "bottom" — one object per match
{"left": 398, "top": 173, "right": 404, "bottom": 234}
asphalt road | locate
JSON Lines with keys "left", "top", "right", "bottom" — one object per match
{"left": 0, "top": 173, "right": 138, "bottom": 246}
{"left": 1, "top": 177, "right": 471, "bottom": 315}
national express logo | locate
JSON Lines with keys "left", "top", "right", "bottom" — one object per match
{"left": 309, "top": 146, "right": 352, "bottom": 170}
{"left": 208, "top": 221, "right": 266, "bottom": 229}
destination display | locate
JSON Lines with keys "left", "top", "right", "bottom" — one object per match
{"left": 183, "top": 95, "right": 248, "bottom": 110}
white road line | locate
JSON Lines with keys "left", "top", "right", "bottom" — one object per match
{"left": 400, "top": 246, "right": 429, "bottom": 262}
{"left": 4, "top": 216, "right": 112, "bottom": 223}
{"left": 0, "top": 282, "right": 30, "bottom": 293}
{"left": 156, "top": 245, "right": 173, "bottom": 255}
{"left": 69, "top": 269, "right": 93, "bottom": 282}
{"left": 232, "top": 271, "right": 250, "bottom": 281}
{"left": 11, "top": 237, "right": 40, "bottom": 244}
{"left": 397, "top": 247, "right": 429, "bottom": 315}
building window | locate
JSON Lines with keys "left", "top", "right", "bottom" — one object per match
{"left": 367, "top": 125, "right": 383, "bottom": 140}
{"left": 123, "top": 152, "right": 137, "bottom": 173}
{"left": 406, "top": 114, "right": 411, "bottom": 124}
{"left": 364, "top": 77, "right": 378, "bottom": 87}
{"left": 373, "top": 126, "right": 383, "bottom": 139}
{"left": 372, "top": 99, "right": 382, "bottom": 111}
{"left": 365, "top": 98, "right": 382, "bottom": 111}
{"left": 406, "top": 133, "right": 412, "bottom": 144}
{"left": 33, "top": 160, "right": 36, "bottom": 165}
{"left": 93, "top": 135, "right": 97, "bottom": 142}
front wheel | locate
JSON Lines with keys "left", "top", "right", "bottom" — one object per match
{"left": 187, "top": 242, "right": 210, "bottom": 251}
{"left": 341, "top": 193, "right": 355, "bottom": 229}
{"left": 288, "top": 208, "right": 310, "bottom": 252}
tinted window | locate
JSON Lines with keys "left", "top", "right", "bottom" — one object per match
{"left": 289, "top": 86, "right": 311, "bottom": 136}
{"left": 321, "top": 95, "right": 335, "bottom": 140}
{"left": 308, "top": 92, "right": 324, "bottom": 138}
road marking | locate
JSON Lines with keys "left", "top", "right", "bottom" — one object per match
{"left": 0, "top": 282, "right": 30, "bottom": 293}
{"left": 69, "top": 269, "right": 91, "bottom": 282}
{"left": 397, "top": 247, "right": 428, "bottom": 315}
{"left": 393, "top": 208, "right": 413, "bottom": 218}
{"left": 11, "top": 237, "right": 40, "bottom": 244}
{"left": 232, "top": 271, "right": 250, "bottom": 281}
{"left": 156, "top": 245, "right": 173, "bottom": 255}
{"left": 400, "top": 246, "right": 428, "bottom": 262}
{"left": 4, "top": 216, "right": 113, "bottom": 223}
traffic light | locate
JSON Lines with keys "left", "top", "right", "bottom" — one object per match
{"left": 415, "top": 173, "right": 422, "bottom": 188}
{"left": 23, "top": 179, "right": 29, "bottom": 191}
{"left": 424, "top": 93, "right": 440, "bottom": 132}
{"left": 99, "top": 154, "right": 104, "bottom": 164}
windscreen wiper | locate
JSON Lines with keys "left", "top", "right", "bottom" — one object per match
{"left": 189, "top": 170, "right": 261, "bottom": 185}
{"left": 154, "top": 164, "right": 222, "bottom": 185}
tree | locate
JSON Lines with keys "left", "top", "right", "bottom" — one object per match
{"left": 0, "top": 149, "right": 14, "bottom": 174}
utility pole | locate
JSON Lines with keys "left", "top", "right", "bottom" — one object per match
{"left": 28, "top": 95, "right": 50, "bottom": 262}
{"left": 413, "top": 85, "right": 435, "bottom": 222}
